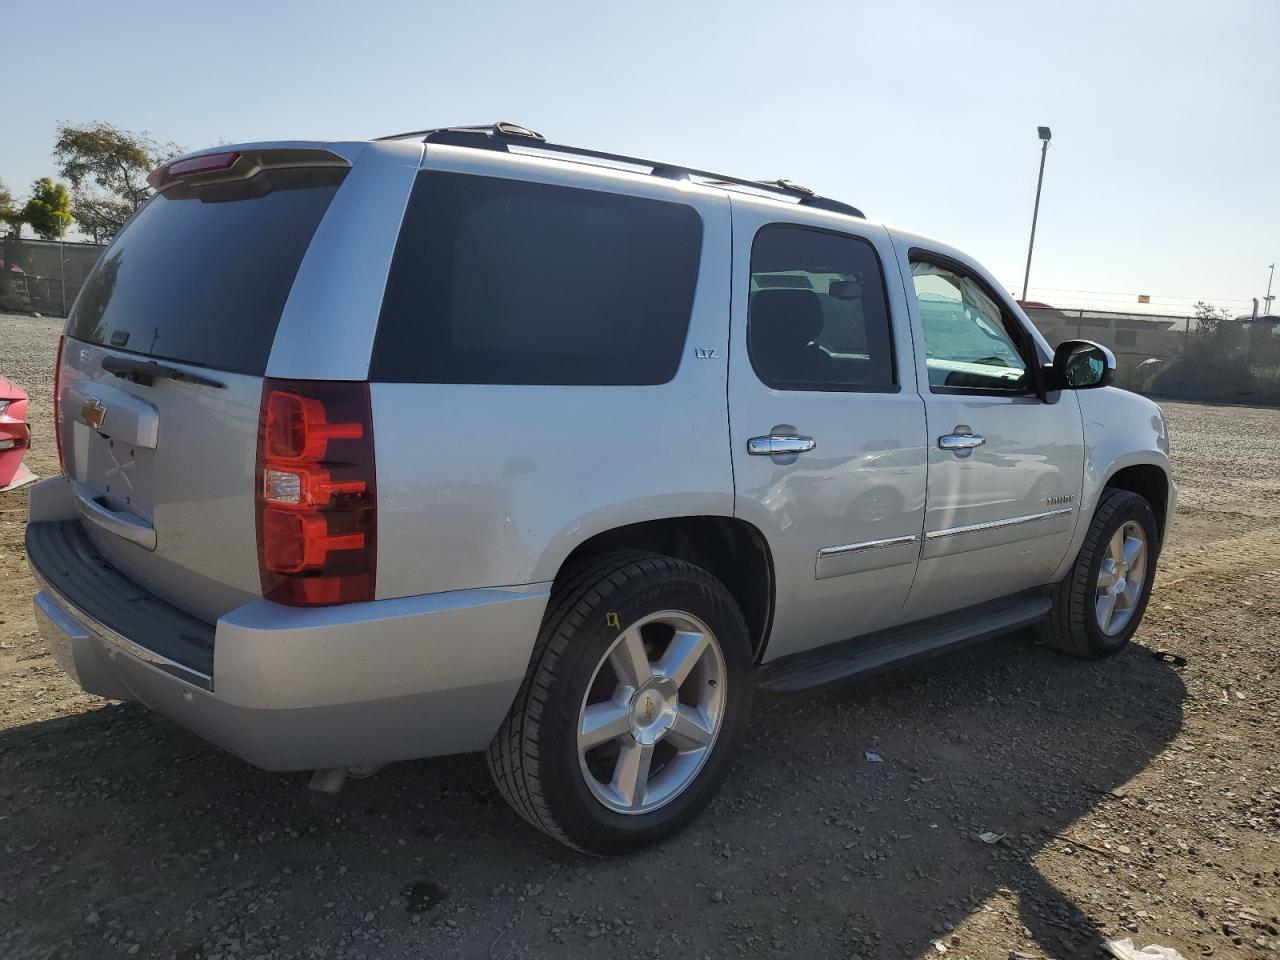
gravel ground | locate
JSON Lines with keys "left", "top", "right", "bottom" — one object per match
{"left": 1, "top": 313, "right": 1277, "bottom": 960}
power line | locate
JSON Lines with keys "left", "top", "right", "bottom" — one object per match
{"left": 1013, "top": 285, "right": 1254, "bottom": 304}
{"left": 1020, "top": 301, "right": 1202, "bottom": 316}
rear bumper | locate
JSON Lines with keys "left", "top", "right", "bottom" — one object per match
{"left": 27, "top": 484, "right": 550, "bottom": 771}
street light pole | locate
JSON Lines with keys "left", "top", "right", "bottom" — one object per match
{"left": 1021, "top": 125, "right": 1052, "bottom": 303}
{"left": 1265, "top": 262, "right": 1275, "bottom": 317}
{"left": 59, "top": 222, "right": 67, "bottom": 318}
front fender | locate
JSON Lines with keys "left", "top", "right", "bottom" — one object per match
{"left": 1049, "top": 388, "right": 1176, "bottom": 582}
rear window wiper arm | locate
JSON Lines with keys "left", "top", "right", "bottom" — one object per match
{"left": 101, "top": 355, "right": 225, "bottom": 389}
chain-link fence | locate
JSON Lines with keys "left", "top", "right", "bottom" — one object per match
{"left": 0, "top": 235, "right": 106, "bottom": 318}
{"left": 1024, "top": 306, "right": 1280, "bottom": 405}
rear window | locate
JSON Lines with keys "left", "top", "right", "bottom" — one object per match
{"left": 68, "top": 167, "right": 345, "bottom": 376}
{"left": 371, "top": 172, "right": 704, "bottom": 385}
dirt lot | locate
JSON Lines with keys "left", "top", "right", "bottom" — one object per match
{"left": 1, "top": 313, "right": 1277, "bottom": 960}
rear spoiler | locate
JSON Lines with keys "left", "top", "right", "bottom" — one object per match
{"left": 148, "top": 147, "right": 351, "bottom": 193}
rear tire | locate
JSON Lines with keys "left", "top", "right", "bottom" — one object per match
{"left": 1041, "top": 488, "right": 1160, "bottom": 658}
{"left": 486, "top": 551, "right": 753, "bottom": 855}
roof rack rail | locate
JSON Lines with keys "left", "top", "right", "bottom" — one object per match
{"left": 375, "top": 122, "right": 865, "bottom": 219}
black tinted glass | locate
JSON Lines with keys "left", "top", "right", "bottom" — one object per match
{"left": 372, "top": 172, "right": 704, "bottom": 385}
{"left": 749, "top": 225, "right": 895, "bottom": 392}
{"left": 69, "top": 167, "right": 345, "bottom": 376}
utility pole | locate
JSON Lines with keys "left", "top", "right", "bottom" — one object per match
{"left": 1265, "top": 263, "right": 1275, "bottom": 317}
{"left": 59, "top": 222, "right": 67, "bottom": 317}
{"left": 1021, "top": 126, "right": 1052, "bottom": 302}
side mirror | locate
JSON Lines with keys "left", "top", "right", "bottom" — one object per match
{"left": 1050, "top": 339, "right": 1115, "bottom": 390}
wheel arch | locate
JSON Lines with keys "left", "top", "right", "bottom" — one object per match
{"left": 1103, "top": 462, "right": 1170, "bottom": 543}
{"left": 555, "top": 516, "right": 776, "bottom": 660}
{"left": 1048, "top": 448, "right": 1175, "bottom": 586}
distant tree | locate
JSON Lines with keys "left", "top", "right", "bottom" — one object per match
{"left": 0, "top": 178, "right": 20, "bottom": 236}
{"left": 53, "top": 122, "right": 182, "bottom": 242}
{"left": 0, "top": 178, "right": 27, "bottom": 309}
{"left": 21, "top": 177, "right": 74, "bottom": 240}
{"left": 1192, "top": 300, "right": 1232, "bottom": 336}
{"left": 69, "top": 195, "right": 135, "bottom": 244}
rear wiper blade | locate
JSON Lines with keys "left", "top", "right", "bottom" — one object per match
{"left": 101, "top": 356, "right": 225, "bottom": 389}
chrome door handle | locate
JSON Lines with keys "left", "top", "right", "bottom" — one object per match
{"left": 73, "top": 482, "right": 158, "bottom": 551}
{"left": 748, "top": 435, "right": 816, "bottom": 456}
{"left": 938, "top": 432, "right": 986, "bottom": 451}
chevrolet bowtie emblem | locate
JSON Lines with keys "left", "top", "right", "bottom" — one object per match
{"left": 81, "top": 398, "right": 107, "bottom": 431}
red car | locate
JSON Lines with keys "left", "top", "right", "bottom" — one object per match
{"left": 0, "top": 376, "right": 34, "bottom": 491}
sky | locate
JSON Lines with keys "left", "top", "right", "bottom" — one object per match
{"left": 5, "top": 0, "right": 1277, "bottom": 317}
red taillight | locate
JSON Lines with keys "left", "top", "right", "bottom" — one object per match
{"left": 256, "top": 380, "right": 376, "bottom": 606}
{"left": 265, "top": 391, "right": 363, "bottom": 461}
{"left": 53, "top": 335, "right": 66, "bottom": 476}
{"left": 165, "top": 151, "right": 241, "bottom": 179}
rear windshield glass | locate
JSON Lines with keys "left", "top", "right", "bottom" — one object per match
{"left": 371, "top": 171, "right": 703, "bottom": 385}
{"left": 68, "top": 167, "right": 345, "bottom": 376}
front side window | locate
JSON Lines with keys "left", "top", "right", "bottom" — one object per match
{"left": 748, "top": 225, "right": 896, "bottom": 392}
{"left": 910, "top": 260, "right": 1029, "bottom": 393}
{"left": 372, "top": 172, "right": 703, "bottom": 385}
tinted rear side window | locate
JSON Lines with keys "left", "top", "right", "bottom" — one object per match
{"left": 749, "top": 225, "right": 896, "bottom": 392}
{"left": 372, "top": 172, "right": 704, "bottom": 385}
{"left": 69, "top": 167, "right": 345, "bottom": 376}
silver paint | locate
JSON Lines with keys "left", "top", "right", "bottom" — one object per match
{"left": 729, "top": 195, "right": 929, "bottom": 660}
{"left": 30, "top": 133, "right": 1176, "bottom": 773}
{"left": 886, "top": 226, "right": 1087, "bottom": 621}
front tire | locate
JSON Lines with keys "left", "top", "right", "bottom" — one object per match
{"left": 486, "top": 552, "right": 753, "bottom": 855}
{"left": 1041, "top": 488, "right": 1160, "bottom": 658}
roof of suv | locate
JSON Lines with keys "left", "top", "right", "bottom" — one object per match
{"left": 375, "top": 121, "right": 867, "bottom": 220}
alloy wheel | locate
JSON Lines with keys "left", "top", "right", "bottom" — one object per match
{"left": 1096, "top": 520, "right": 1148, "bottom": 635}
{"left": 576, "top": 610, "right": 726, "bottom": 815}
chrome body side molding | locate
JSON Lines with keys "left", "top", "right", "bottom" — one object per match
{"left": 925, "top": 507, "right": 1073, "bottom": 541}
{"left": 817, "top": 534, "right": 919, "bottom": 560}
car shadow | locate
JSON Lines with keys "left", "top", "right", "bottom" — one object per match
{"left": 0, "top": 630, "right": 1184, "bottom": 960}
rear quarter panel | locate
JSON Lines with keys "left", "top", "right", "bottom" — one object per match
{"left": 267, "top": 140, "right": 423, "bottom": 381}
{"left": 372, "top": 148, "right": 735, "bottom": 598}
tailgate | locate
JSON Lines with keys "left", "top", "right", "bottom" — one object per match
{"left": 57, "top": 149, "right": 350, "bottom": 622}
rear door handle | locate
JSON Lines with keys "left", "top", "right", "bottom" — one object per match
{"left": 748, "top": 435, "right": 816, "bottom": 456}
{"left": 938, "top": 432, "right": 986, "bottom": 450}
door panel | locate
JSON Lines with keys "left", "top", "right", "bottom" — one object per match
{"left": 895, "top": 242, "right": 1085, "bottom": 621}
{"left": 907, "top": 392, "right": 1083, "bottom": 619}
{"left": 729, "top": 205, "right": 927, "bottom": 662}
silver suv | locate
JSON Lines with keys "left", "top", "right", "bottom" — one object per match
{"left": 27, "top": 123, "right": 1175, "bottom": 854}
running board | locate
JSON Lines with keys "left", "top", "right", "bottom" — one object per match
{"left": 756, "top": 592, "right": 1051, "bottom": 693}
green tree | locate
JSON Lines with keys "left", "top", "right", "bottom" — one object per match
{"left": 0, "top": 178, "right": 21, "bottom": 236}
{"left": 1192, "top": 300, "right": 1232, "bottom": 336}
{"left": 0, "top": 178, "right": 27, "bottom": 310}
{"left": 54, "top": 122, "right": 181, "bottom": 241}
{"left": 21, "top": 177, "right": 74, "bottom": 240}
{"left": 70, "top": 195, "right": 134, "bottom": 244}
